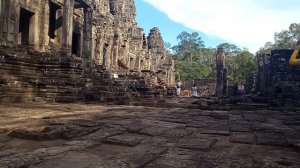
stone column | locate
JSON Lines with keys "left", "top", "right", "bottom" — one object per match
{"left": 223, "top": 68, "right": 228, "bottom": 95}
{"left": 28, "top": 12, "right": 39, "bottom": 50}
{"left": 61, "top": 0, "right": 74, "bottom": 55}
{"left": 1, "top": 0, "right": 9, "bottom": 46}
{"left": 0, "top": 0, "right": 4, "bottom": 45}
{"left": 216, "top": 47, "right": 225, "bottom": 97}
{"left": 82, "top": 7, "right": 93, "bottom": 59}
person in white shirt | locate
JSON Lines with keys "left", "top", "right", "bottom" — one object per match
{"left": 191, "top": 84, "right": 198, "bottom": 97}
{"left": 176, "top": 81, "right": 182, "bottom": 96}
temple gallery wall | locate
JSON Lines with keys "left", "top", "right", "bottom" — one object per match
{"left": 0, "top": 0, "right": 176, "bottom": 103}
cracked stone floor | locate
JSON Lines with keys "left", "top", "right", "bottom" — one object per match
{"left": 0, "top": 101, "right": 299, "bottom": 168}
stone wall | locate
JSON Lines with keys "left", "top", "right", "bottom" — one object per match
{"left": 0, "top": 0, "right": 175, "bottom": 103}
{"left": 257, "top": 49, "right": 300, "bottom": 99}
{"left": 184, "top": 79, "right": 216, "bottom": 97}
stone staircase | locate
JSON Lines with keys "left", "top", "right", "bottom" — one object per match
{"left": 0, "top": 47, "right": 133, "bottom": 104}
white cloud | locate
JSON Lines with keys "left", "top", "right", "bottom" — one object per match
{"left": 142, "top": 0, "right": 300, "bottom": 53}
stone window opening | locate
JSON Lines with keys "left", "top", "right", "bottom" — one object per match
{"left": 109, "top": 1, "right": 115, "bottom": 15}
{"left": 140, "top": 60, "right": 144, "bottom": 70}
{"left": 18, "top": 8, "right": 34, "bottom": 46}
{"left": 48, "top": 1, "right": 61, "bottom": 39}
{"left": 130, "top": 57, "right": 134, "bottom": 69}
{"left": 72, "top": 32, "right": 81, "bottom": 56}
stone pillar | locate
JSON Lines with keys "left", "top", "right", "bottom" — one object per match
{"left": 216, "top": 47, "right": 225, "bottom": 97}
{"left": 82, "top": 7, "right": 93, "bottom": 59}
{"left": 61, "top": 0, "right": 74, "bottom": 55}
{"left": 28, "top": 12, "right": 39, "bottom": 50}
{"left": 223, "top": 68, "right": 228, "bottom": 95}
{"left": 257, "top": 55, "right": 263, "bottom": 92}
{"left": 0, "top": 0, "right": 5, "bottom": 45}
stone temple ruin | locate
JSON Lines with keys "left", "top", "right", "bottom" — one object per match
{"left": 0, "top": 0, "right": 176, "bottom": 103}
{"left": 257, "top": 49, "right": 300, "bottom": 101}
{"left": 1, "top": 1, "right": 300, "bottom": 168}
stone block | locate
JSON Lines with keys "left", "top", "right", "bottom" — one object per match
{"left": 138, "top": 126, "right": 169, "bottom": 136}
{"left": 175, "top": 138, "right": 217, "bottom": 151}
{"left": 230, "top": 132, "right": 255, "bottom": 144}
{"left": 162, "top": 128, "right": 194, "bottom": 138}
{"left": 255, "top": 132, "right": 288, "bottom": 147}
{"left": 229, "top": 123, "right": 252, "bottom": 132}
{"left": 102, "top": 133, "right": 145, "bottom": 147}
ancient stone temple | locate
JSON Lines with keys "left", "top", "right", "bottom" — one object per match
{"left": 257, "top": 49, "right": 300, "bottom": 100}
{"left": 0, "top": 0, "right": 176, "bottom": 103}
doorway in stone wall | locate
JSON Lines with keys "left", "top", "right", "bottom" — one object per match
{"left": 72, "top": 32, "right": 81, "bottom": 56}
{"left": 18, "top": 8, "right": 34, "bottom": 45}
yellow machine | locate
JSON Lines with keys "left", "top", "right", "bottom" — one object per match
{"left": 289, "top": 40, "right": 300, "bottom": 65}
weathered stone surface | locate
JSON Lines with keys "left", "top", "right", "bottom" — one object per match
{"left": 257, "top": 50, "right": 300, "bottom": 100}
{"left": 255, "top": 132, "right": 288, "bottom": 147}
{"left": 93, "top": 145, "right": 168, "bottom": 168}
{"left": 138, "top": 126, "right": 169, "bottom": 136}
{"left": 176, "top": 138, "right": 217, "bottom": 151}
{"left": 29, "top": 151, "right": 103, "bottom": 168}
{"left": 0, "top": 0, "right": 176, "bottom": 104}
{"left": 145, "top": 149, "right": 198, "bottom": 168}
{"left": 201, "top": 130, "right": 230, "bottom": 136}
{"left": 1, "top": 103, "right": 300, "bottom": 167}
{"left": 30, "top": 146, "right": 73, "bottom": 157}
{"left": 64, "top": 140, "right": 101, "bottom": 149}
{"left": 253, "top": 156, "right": 300, "bottom": 168}
{"left": 0, "top": 152, "right": 16, "bottom": 158}
{"left": 0, "top": 134, "right": 11, "bottom": 143}
{"left": 162, "top": 128, "right": 194, "bottom": 138}
{"left": 103, "top": 133, "right": 145, "bottom": 147}
{"left": 243, "top": 113, "right": 266, "bottom": 122}
{"left": 229, "top": 123, "right": 252, "bottom": 132}
{"left": 8, "top": 125, "right": 101, "bottom": 140}
{"left": 68, "top": 119, "right": 100, "bottom": 127}
{"left": 77, "top": 127, "right": 125, "bottom": 140}
{"left": 0, "top": 154, "right": 41, "bottom": 168}
{"left": 252, "top": 122, "right": 297, "bottom": 134}
{"left": 230, "top": 132, "right": 255, "bottom": 144}
{"left": 125, "top": 123, "right": 147, "bottom": 133}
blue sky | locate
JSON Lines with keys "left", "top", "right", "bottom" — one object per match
{"left": 135, "top": 0, "right": 226, "bottom": 49}
{"left": 136, "top": 0, "right": 300, "bottom": 53}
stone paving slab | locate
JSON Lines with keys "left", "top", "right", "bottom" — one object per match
{"left": 162, "top": 127, "right": 194, "bottom": 138}
{"left": 0, "top": 103, "right": 299, "bottom": 168}
{"left": 175, "top": 138, "right": 218, "bottom": 151}
{"left": 145, "top": 148, "right": 198, "bottom": 168}
{"left": 255, "top": 132, "right": 288, "bottom": 147}
{"left": 102, "top": 133, "right": 146, "bottom": 147}
{"left": 76, "top": 127, "right": 126, "bottom": 141}
{"left": 230, "top": 132, "right": 256, "bottom": 144}
{"left": 138, "top": 126, "right": 170, "bottom": 136}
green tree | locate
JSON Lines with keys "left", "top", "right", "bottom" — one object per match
{"left": 217, "top": 43, "right": 241, "bottom": 56}
{"left": 258, "top": 23, "right": 300, "bottom": 54}
{"left": 175, "top": 61, "right": 211, "bottom": 80}
{"left": 172, "top": 31, "right": 205, "bottom": 62}
{"left": 274, "top": 23, "right": 300, "bottom": 49}
{"left": 225, "top": 50, "right": 257, "bottom": 81}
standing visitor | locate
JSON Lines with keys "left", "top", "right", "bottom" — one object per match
{"left": 191, "top": 84, "right": 198, "bottom": 97}
{"left": 176, "top": 81, "right": 182, "bottom": 96}
{"left": 238, "top": 82, "right": 245, "bottom": 95}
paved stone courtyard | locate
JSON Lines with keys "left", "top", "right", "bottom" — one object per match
{"left": 0, "top": 101, "right": 300, "bottom": 168}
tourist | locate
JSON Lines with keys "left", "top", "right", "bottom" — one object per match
{"left": 176, "top": 80, "right": 182, "bottom": 96}
{"left": 233, "top": 82, "right": 238, "bottom": 96}
{"left": 289, "top": 42, "right": 300, "bottom": 65}
{"left": 238, "top": 82, "right": 245, "bottom": 95}
{"left": 191, "top": 84, "right": 198, "bottom": 97}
